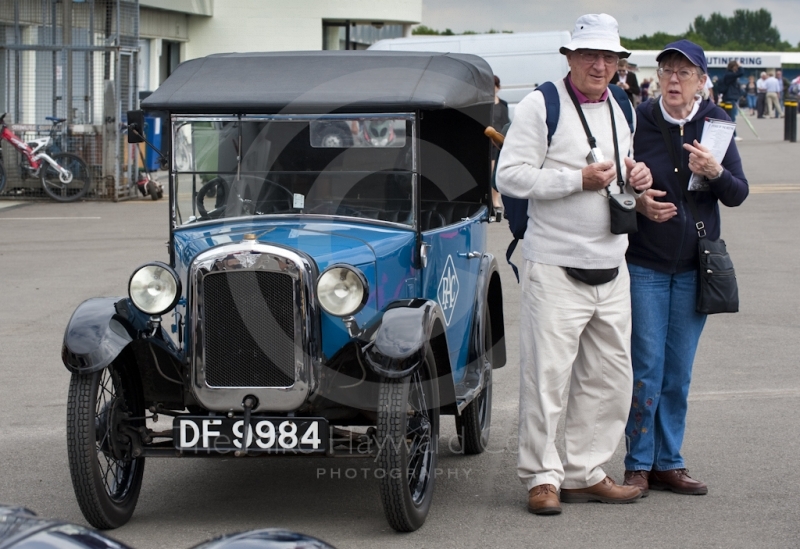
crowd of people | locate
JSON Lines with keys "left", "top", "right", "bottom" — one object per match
{"left": 495, "top": 13, "right": 749, "bottom": 516}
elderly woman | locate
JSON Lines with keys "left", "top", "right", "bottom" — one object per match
{"left": 622, "top": 40, "right": 748, "bottom": 496}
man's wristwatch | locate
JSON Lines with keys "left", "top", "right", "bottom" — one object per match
{"left": 708, "top": 167, "right": 724, "bottom": 181}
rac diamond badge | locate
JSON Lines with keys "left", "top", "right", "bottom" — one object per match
{"left": 437, "top": 255, "right": 459, "bottom": 326}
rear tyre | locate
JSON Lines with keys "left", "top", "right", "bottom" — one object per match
{"left": 67, "top": 362, "right": 145, "bottom": 529}
{"left": 41, "top": 152, "right": 91, "bottom": 202}
{"left": 377, "top": 347, "right": 440, "bottom": 532}
{"left": 456, "top": 308, "right": 493, "bottom": 454}
{"left": 0, "top": 161, "right": 6, "bottom": 194}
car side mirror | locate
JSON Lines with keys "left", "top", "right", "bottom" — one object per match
{"left": 127, "top": 110, "right": 145, "bottom": 143}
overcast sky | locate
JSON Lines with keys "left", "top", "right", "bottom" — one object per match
{"left": 420, "top": 0, "right": 800, "bottom": 47}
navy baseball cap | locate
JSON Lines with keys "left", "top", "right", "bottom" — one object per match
{"left": 656, "top": 39, "right": 708, "bottom": 74}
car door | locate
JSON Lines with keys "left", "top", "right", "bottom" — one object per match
{"left": 420, "top": 209, "right": 486, "bottom": 384}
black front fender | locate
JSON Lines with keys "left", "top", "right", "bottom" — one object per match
{"left": 62, "top": 297, "right": 153, "bottom": 374}
{"left": 361, "top": 299, "right": 447, "bottom": 379}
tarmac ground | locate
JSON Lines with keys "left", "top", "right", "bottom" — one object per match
{"left": 0, "top": 113, "right": 798, "bottom": 548}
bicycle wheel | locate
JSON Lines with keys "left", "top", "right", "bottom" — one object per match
{"left": 0, "top": 161, "right": 6, "bottom": 194}
{"left": 41, "top": 152, "right": 92, "bottom": 202}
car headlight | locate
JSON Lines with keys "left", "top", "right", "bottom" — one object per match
{"left": 317, "top": 265, "right": 368, "bottom": 317}
{"left": 128, "top": 262, "right": 181, "bottom": 315}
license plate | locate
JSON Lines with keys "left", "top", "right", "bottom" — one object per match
{"left": 173, "top": 416, "right": 329, "bottom": 454}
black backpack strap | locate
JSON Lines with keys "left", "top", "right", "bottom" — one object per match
{"left": 608, "top": 83, "right": 635, "bottom": 133}
{"left": 502, "top": 82, "right": 562, "bottom": 282}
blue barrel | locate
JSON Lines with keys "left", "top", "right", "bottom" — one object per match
{"left": 144, "top": 116, "right": 162, "bottom": 171}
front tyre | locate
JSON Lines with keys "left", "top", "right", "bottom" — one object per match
{"left": 456, "top": 307, "right": 493, "bottom": 454}
{"left": 41, "top": 152, "right": 91, "bottom": 202}
{"left": 67, "top": 363, "right": 145, "bottom": 529}
{"left": 377, "top": 347, "right": 440, "bottom": 532}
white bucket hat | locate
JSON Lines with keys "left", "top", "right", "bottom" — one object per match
{"left": 559, "top": 13, "right": 631, "bottom": 58}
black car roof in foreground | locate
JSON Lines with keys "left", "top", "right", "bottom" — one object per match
{"left": 141, "top": 50, "right": 495, "bottom": 114}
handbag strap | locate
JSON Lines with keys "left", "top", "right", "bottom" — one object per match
{"left": 563, "top": 77, "right": 626, "bottom": 194}
{"left": 652, "top": 102, "right": 707, "bottom": 239}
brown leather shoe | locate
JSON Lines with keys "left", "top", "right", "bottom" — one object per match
{"left": 527, "top": 484, "right": 562, "bottom": 515}
{"left": 623, "top": 470, "right": 650, "bottom": 497}
{"left": 560, "top": 476, "right": 642, "bottom": 504}
{"left": 649, "top": 469, "right": 708, "bottom": 495}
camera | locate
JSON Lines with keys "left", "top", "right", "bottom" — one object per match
{"left": 586, "top": 147, "right": 605, "bottom": 165}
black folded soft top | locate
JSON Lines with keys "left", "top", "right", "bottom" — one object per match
{"left": 141, "top": 50, "right": 495, "bottom": 114}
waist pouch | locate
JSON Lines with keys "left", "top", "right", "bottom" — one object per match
{"left": 564, "top": 267, "right": 619, "bottom": 285}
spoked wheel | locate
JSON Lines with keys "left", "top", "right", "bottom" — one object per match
{"left": 41, "top": 152, "right": 91, "bottom": 202}
{"left": 456, "top": 308, "right": 493, "bottom": 454}
{"left": 67, "top": 362, "right": 145, "bottom": 529}
{"left": 377, "top": 347, "right": 440, "bottom": 532}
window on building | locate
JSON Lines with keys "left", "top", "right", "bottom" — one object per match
{"left": 159, "top": 40, "right": 181, "bottom": 85}
{"left": 322, "top": 21, "right": 405, "bottom": 50}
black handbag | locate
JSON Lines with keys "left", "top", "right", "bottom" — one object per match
{"left": 696, "top": 236, "right": 739, "bottom": 314}
{"left": 653, "top": 106, "right": 739, "bottom": 314}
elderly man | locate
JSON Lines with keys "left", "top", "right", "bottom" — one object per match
{"left": 756, "top": 71, "right": 768, "bottom": 118}
{"left": 765, "top": 71, "right": 784, "bottom": 118}
{"left": 496, "top": 13, "right": 652, "bottom": 516}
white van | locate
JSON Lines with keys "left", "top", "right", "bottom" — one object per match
{"left": 369, "top": 31, "right": 571, "bottom": 117}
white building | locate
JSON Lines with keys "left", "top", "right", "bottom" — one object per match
{"left": 138, "top": 0, "right": 422, "bottom": 95}
{"left": 628, "top": 50, "right": 795, "bottom": 82}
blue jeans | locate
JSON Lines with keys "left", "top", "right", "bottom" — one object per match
{"left": 728, "top": 103, "right": 738, "bottom": 136}
{"left": 747, "top": 94, "right": 757, "bottom": 110}
{"left": 624, "top": 263, "right": 707, "bottom": 471}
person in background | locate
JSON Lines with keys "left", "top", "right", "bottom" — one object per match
{"left": 710, "top": 76, "right": 720, "bottom": 103}
{"left": 776, "top": 69, "right": 790, "bottom": 103}
{"left": 490, "top": 74, "right": 511, "bottom": 214}
{"left": 496, "top": 12, "right": 652, "bottom": 516}
{"left": 702, "top": 77, "right": 715, "bottom": 104}
{"left": 745, "top": 75, "right": 757, "bottom": 116}
{"left": 622, "top": 39, "right": 748, "bottom": 498}
{"left": 611, "top": 58, "right": 640, "bottom": 104}
{"left": 756, "top": 71, "right": 768, "bottom": 118}
{"left": 765, "top": 71, "right": 784, "bottom": 118}
{"left": 640, "top": 78, "right": 651, "bottom": 103}
{"left": 721, "top": 60, "right": 744, "bottom": 141}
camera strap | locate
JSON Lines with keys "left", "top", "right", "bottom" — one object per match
{"left": 563, "top": 76, "right": 626, "bottom": 196}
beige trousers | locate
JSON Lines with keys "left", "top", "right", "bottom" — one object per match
{"left": 517, "top": 261, "right": 633, "bottom": 491}
{"left": 766, "top": 92, "right": 783, "bottom": 117}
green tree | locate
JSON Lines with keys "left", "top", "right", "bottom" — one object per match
{"left": 621, "top": 9, "right": 798, "bottom": 52}
{"left": 688, "top": 9, "right": 792, "bottom": 50}
{"left": 621, "top": 32, "right": 686, "bottom": 50}
{"left": 412, "top": 25, "right": 511, "bottom": 36}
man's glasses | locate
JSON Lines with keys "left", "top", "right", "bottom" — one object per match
{"left": 657, "top": 67, "right": 697, "bottom": 81}
{"left": 576, "top": 51, "right": 619, "bottom": 66}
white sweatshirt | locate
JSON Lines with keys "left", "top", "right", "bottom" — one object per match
{"left": 496, "top": 79, "right": 634, "bottom": 270}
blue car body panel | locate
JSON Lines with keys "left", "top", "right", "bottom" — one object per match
{"left": 172, "top": 218, "right": 417, "bottom": 359}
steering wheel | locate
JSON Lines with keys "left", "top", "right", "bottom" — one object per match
{"left": 196, "top": 177, "right": 229, "bottom": 220}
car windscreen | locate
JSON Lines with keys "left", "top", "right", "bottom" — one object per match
{"left": 172, "top": 114, "right": 415, "bottom": 226}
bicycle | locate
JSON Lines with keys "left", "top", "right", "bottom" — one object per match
{"left": 0, "top": 113, "right": 92, "bottom": 202}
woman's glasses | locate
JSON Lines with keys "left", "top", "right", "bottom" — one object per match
{"left": 657, "top": 67, "right": 697, "bottom": 81}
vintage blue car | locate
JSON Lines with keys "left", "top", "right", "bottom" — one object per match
{"left": 61, "top": 51, "right": 506, "bottom": 533}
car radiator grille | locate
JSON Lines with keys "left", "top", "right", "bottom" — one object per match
{"left": 202, "top": 271, "right": 296, "bottom": 388}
